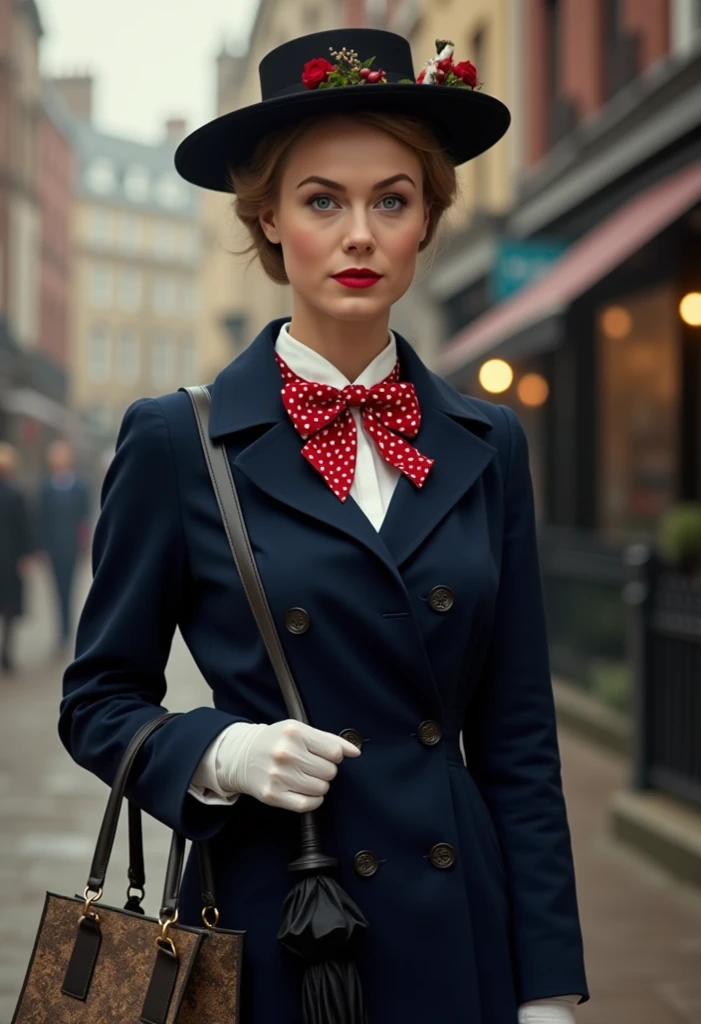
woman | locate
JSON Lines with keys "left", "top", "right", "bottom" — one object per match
{"left": 61, "top": 28, "right": 589, "bottom": 1024}
{"left": 0, "top": 442, "right": 31, "bottom": 675}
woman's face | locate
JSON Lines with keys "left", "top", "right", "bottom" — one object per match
{"left": 259, "top": 118, "right": 429, "bottom": 322}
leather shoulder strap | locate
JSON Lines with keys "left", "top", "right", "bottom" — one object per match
{"left": 181, "top": 385, "right": 308, "bottom": 725}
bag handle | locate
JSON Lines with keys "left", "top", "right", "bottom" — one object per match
{"left": 87, "top": 712, "right": 180, "bottom": 893}
{"left": 182, "top": 385, "right": 337, "bottom": 874}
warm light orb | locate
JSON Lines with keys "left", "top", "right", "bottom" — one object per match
{"left": 479, "top": 359, "right": 513, "bottom": 394}
{"left": 517, "top": 373, "right": 550, "bottom": 407}
{"left": 600, "top": 305, "right": 632, "bottom": 339}
{"left": 679, "top": 292, "right": 701, "bottom": 326}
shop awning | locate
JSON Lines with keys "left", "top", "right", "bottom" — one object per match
{"left": 436, "top": 160, "right": 701, "bottom": 378}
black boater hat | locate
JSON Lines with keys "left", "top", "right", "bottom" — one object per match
{"left": 175, "top": 28, "right": 511, "bottom": 192}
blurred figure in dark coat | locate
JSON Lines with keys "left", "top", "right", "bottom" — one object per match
{"left": 38, "top": 440, "right": 90, "bottom": 652}
{"left": 0, "top": 443, "right": 32, "bottom": 674}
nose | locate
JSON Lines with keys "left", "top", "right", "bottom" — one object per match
{"left": 342, "top": 207, "right": 376, "bottom": 256}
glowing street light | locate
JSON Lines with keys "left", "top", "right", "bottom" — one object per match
{"left": 517, "top": 373, "right": 549, "bottom": 407}
{"left": 479, "top": 359, "right": 513, "bottom": 394}
{"left": 679, "top": 292, "right": 701, "bottom": 326}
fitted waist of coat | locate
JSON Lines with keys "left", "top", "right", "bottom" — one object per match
{"left": 439, "top": 708, "right": 466, "bottom": 768}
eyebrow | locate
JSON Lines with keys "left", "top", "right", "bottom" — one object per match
{"left": 296, "top": 173, "right": 416, "bottom": 191}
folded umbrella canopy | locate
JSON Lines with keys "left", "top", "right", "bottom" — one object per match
{"left": 279, "top": 831, "right": 369, "bottom": 1024}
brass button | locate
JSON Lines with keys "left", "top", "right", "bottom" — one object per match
{"left": 429, "top": 842, "right": 456, "bottom": 870}
{"left": 353, "top": 850, "right": 379, "bottom": 878}
{"left": 418, "top": 720, "right": 442, "bottom": 747}
{"left": 285, "top": 608, "right": 310, "bottom": 634}
{"left": 428, "top": 585, "right": 454, "bottom": 612}
{"left": 339, "top": 728, "right": 364, "bottom": 750}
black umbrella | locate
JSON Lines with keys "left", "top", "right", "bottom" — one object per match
{"left": 278, "top": 811, "right": 369, "bottom": 1024}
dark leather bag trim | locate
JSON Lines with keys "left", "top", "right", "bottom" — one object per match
{"left": 160, "top": 831, "right": 186, "bottom": 918}
{"left": 88, "top": 712, "right": 180, "bottom": 891}
{"left": 139, "top": 944, "right": 181, "bottom": 1024}
{"left": 60, "top": 915, "right": 102, "bottom": 1001}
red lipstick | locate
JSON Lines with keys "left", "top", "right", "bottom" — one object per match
{"left": 332, "top": 267, "right": 382, "bottom": 289}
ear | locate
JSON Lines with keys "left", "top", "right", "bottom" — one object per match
{"left": 420, "top": 202, "right": 430, "bottom": 244}
{"left": 259, "top": 206, "right": 281, "bottom": 245}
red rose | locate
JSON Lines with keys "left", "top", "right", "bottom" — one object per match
{"left": 302, "top": 57, "right": 335, "bottom": 90}
{"left": 417, "top": 68, "right": 426, "bottom": 83}
{"left": 437, "top": 57, "right": 453, "bottom": 72}
{"left": 453, "top": 60, "right": 478, "bottom": 87}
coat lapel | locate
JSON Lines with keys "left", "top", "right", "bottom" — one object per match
{"left": 208, "top": 319, "right": 497, "bottom": 575}
{"left": 378, "top": 335, "right": 497, "bottom": 568}
{"left": 208, "top": 318, "right": 400, "bottom": 579}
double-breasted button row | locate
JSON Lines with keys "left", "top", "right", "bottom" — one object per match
{"left": 353, "top": 843, "right": 456, "bottom": 877}
{"left": 417, "top": 720, "right": 442, "bottom": 746}
{"left": 339, "top": 728, "right": 364, "bottom": 750}
{"left": 353, "top": 850, "right": 379, "bottom": 877}
{"left": 428, "top": 585, "right": 454, "bottom": 612}
{"left": 428, "top": 843, "right": 456, "bottom": 869}
{"left": 284, "top": 607, "right": 310, "bottom": 634}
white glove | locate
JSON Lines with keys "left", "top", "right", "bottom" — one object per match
{"left": 215, "top": 720, "right": 361, "bottom": 813}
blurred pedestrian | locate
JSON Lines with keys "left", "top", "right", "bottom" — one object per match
{"left": 0, "top": 443, "right": 32, "bottom": 675}
{"left": 38, "top": 440, "right": 90, "bottom": 653}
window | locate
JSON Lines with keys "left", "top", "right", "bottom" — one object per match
{"left": 597, "top": 284, "right": 680, "bottom": 539}
{"left": 85, "top": 158, "right": 117, "bottom": 195}
{"left": 180, "top": 338, "right": 196, "bottom": 383}
{"left": 151, "top": 335, "right": 174, "bottom": 387}
{"left": 152, "top": 221, "right": 175, "bottom": 258}
{"left": 89, "top": 325, "right": 111, "bottom": 382}
{"left": 180, "top": 281, "right": 197, "bottom": 314}
{"left": 90, "top": 265, "right": 113, "bottom": 308}
{"left": 90, "top": 208, "right": 113, "bottom": 248}
{"left": 152, "top": 275, "right": 177, "bottom": 315}
{"left": 118, "top": 270, "right": 142, "bottom": 312}
{"left": 117, "top": 328, "right": 140, "bottom": 384}
{"left": 175, "top": 224, "right": 198, "bottom": 261}
{"left": 154, "top": 175, "right": 189, "bottom": 210}
{"left": 118, "top": 214, "right": 142, "bottom": 252}
{"left": 123, "top": 165, "right": 150, "bottom": 202}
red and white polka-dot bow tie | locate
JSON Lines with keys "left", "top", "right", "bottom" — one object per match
{"left": 275, "top": 353, "right": 435, "bottom": 502}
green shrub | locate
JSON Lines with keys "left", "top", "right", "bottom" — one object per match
{"left": 657, "top": 503, "right": 701, "bottom": 575}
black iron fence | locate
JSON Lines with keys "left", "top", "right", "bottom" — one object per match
{"left": 539, "top": 525, "right": 631, "bottom": 711}
{"left": 539, "top": 526, "right": 701, "bottom": 810}
{"left": 626, "top": 545, "right": 701, "bottom": 809}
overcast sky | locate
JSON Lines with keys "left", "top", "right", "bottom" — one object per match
{"left": 39, "top": 0, "right": 261, "bottom": 144}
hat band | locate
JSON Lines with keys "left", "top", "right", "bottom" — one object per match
{"left": 270, "top": 70, "right": 414, "bottom": 100}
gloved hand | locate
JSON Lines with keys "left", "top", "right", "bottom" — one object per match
{"left": 215, "top": 720, "right": 361, "bottom": 813}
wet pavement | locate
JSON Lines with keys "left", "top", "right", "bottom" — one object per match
{"left": 1, "top": 562, "right": 701, "bottom": 1022}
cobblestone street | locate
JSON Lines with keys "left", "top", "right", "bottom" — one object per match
{"left": 1, "top": 564, "right": 701, "bottom": 1022}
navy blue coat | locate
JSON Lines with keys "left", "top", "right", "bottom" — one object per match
{"left": 61, "top": 318, "right": 589, "bottom": 1023}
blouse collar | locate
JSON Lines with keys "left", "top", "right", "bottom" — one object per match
{"left": 275, "top": 320, "right": 398, "bottom": 389}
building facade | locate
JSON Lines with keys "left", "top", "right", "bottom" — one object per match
{"left": 197, "top": 0, "right": 344, "bottom": 380}
{"left": 50, "top": 78, "right": 201, "bottom": 446}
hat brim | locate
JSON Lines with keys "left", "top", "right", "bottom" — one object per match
{"left": 174, "top": 84, "right": 511, "bottom": 192}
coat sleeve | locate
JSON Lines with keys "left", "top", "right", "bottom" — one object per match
{"left": 60, "top": 397, "right": 252, "bottom": 841}
{"left": 463, "top": 405, "right": 589, "bottom": 1005}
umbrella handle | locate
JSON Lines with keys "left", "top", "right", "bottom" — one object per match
{"left": 288, "top": 812, "right": 338, "bottom": 873}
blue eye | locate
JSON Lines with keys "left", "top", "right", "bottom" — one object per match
{"left": 378, "top": 195, "right": 407, "bottom": 211}
{"left": 309, "top": 195, "right": 336, "bottom": 211}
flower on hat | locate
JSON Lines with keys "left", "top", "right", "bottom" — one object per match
{"left": 302, "top": 47, "right": 387, "bottom": 90}
{"left": 301, "top": 57, "right": 336, "bottom": 89}
{"left": 415, "top": 39, "right": 480, "bottom": 89}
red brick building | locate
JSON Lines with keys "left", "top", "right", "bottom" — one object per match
{"left": 38, "top": 93, "right": 74, "bottom": 378}
{"left": 0, "top": 0, "right": 13, "bottom": 351}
